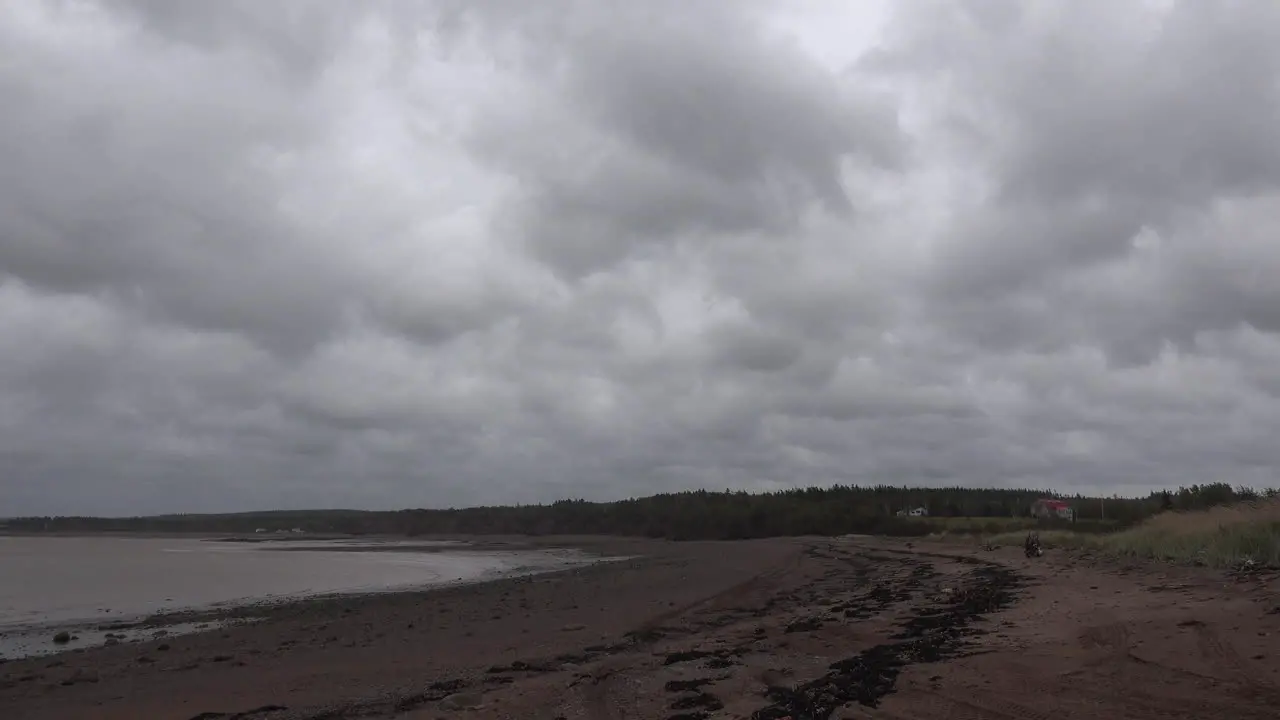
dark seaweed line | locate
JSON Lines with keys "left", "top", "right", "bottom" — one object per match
{"left": 750, "top": 559, "right": 1024, "bottom": 720}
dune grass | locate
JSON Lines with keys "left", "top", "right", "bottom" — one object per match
{"left": 921, "top": 515, "right": 1116, "bottom": 541}
{"left": 982, "top": 499, "right": 1280, "bottom": 568}
{"left": 984, "top": 529, "right": 1095, "bottom": 549}
{"left": 1100, "top": 499, "right": 1280, "bottom": 567}
{"left": 918, "top": 516, "right": 1042, "bottom": 534}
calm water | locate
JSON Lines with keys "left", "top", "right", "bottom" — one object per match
{"left": 0, "top": 536, "right": 599, "bottom": 657}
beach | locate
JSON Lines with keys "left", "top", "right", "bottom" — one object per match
{"left": 2, "top": 535, "right": 1279, "bottom": 719}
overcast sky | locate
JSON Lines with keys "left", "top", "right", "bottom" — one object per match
{"left": 4, "top": 0, "right": 1280, "bottom": 516}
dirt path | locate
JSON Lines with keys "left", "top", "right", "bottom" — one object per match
{"left": 3, "top": 536, "right": 1279, "bottom": 719}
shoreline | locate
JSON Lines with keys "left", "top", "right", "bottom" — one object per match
{"left": 0, "top": 536, "right": 631, "bottom": 661}
{"left": 3, "top": 536, "right": 1278, "bottom": 720}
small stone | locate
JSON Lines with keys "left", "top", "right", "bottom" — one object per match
{"left": 52, "top": 632, "right": 71, "bottom": 644}
{"left": 561, "top": 624, "right": 586, "bottom": 632}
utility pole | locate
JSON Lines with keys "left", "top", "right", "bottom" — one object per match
{"left": 1101, "top": 496, "right": 1105, "bottom": 521}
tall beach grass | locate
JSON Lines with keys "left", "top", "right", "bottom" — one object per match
{"left": 983, "top": 498, "right": 1280, "bottom": 568}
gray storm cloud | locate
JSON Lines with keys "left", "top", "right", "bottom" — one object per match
{"left": 2, "top": 0, "right": 1279, "bottom": 515}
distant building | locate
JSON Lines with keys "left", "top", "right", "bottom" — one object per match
{"left": 896, "top": 506, "right": 929, "bottom": 517}
{"left": 1031, "top": 498, "right": 1074, "bottom": 521}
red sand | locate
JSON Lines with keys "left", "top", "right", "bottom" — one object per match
{"left": 3, "top": 535, "right": 1279, "bottom": 719}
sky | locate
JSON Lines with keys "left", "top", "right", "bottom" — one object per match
{"left": 4, "top": 0, "right": 1280, "bottom": 516}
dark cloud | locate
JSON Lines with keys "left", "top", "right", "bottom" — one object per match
{"left": 460, "top": 0, "right": 903, "bottom": 277}
{"left": 882, "top": 0, "right": 1280, "bottom": 356}
{"left": 3, "top": 0, "right": 1280, "bottom": 515}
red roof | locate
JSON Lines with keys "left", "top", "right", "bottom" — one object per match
{"left": 1038, "top": 499, "right": 1069, "bottom": 509}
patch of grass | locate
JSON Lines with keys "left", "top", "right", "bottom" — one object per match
{"left": 982, "top": 499, "right": 1280, "bottom": 568}
{"left": 921, "top": 516, "right": 1117, "bottom": 542}
{"left": 918, "top": 517, "right": 1041, "bottom": 534}
{"left": 984, "top": 529, "right": 1097, "bottom": 549}
{"left": 1099, "top": 500, "right": 1280, "bottom": 567}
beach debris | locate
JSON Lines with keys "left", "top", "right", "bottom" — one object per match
{"left": 670, "top": 691, "right": 724, "bottom": 711}
{"left": 186, "top": 705, "right": 287, "bottom": 720}
{"left": 784, "top": 617, "right": 823, "bottom": 634}
{"left": 486, "top": 659, "right": 554, "bottom": 673}
{"left": 52, "top": 631, "right": 72, "bottom": 644}
{"left": 1024, "top": 532, "right": 1043, "bottom": 558}
{"left": 1227, "top": 556, "right": 1268, "bottom": 581}
{"left": 664, "top": 649, "right": 713, "bottom": 666}
{"left": 666, "top": 678, "right": 716, "bottom": 692}
{"left": 752, "top": 563, "right": 1022, "bottom": 718}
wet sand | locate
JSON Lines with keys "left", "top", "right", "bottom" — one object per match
{"left": 2, "top": 534, "right": 1280, "bottom": 719}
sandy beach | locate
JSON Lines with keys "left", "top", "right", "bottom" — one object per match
{"left": 2, "top": 535, "right": 1279, "bottom": 720}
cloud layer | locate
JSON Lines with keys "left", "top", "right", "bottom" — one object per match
{"left": 4, "top": 0, "right": 1280, "bottom": 515}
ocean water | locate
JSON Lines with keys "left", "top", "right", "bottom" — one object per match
{"left": 0, "top": 536, "right": 599, "bottom": 658}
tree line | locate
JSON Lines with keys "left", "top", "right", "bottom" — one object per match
{"left": 5, "top": 482, "right": 1272, "bottom": 540}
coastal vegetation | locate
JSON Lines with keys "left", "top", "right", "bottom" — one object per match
{"left": 984, "top": 493, "right": 1280, "bottom": 569}
{"left": 6, "top": 482, "right": 1270, "bottom": 543}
